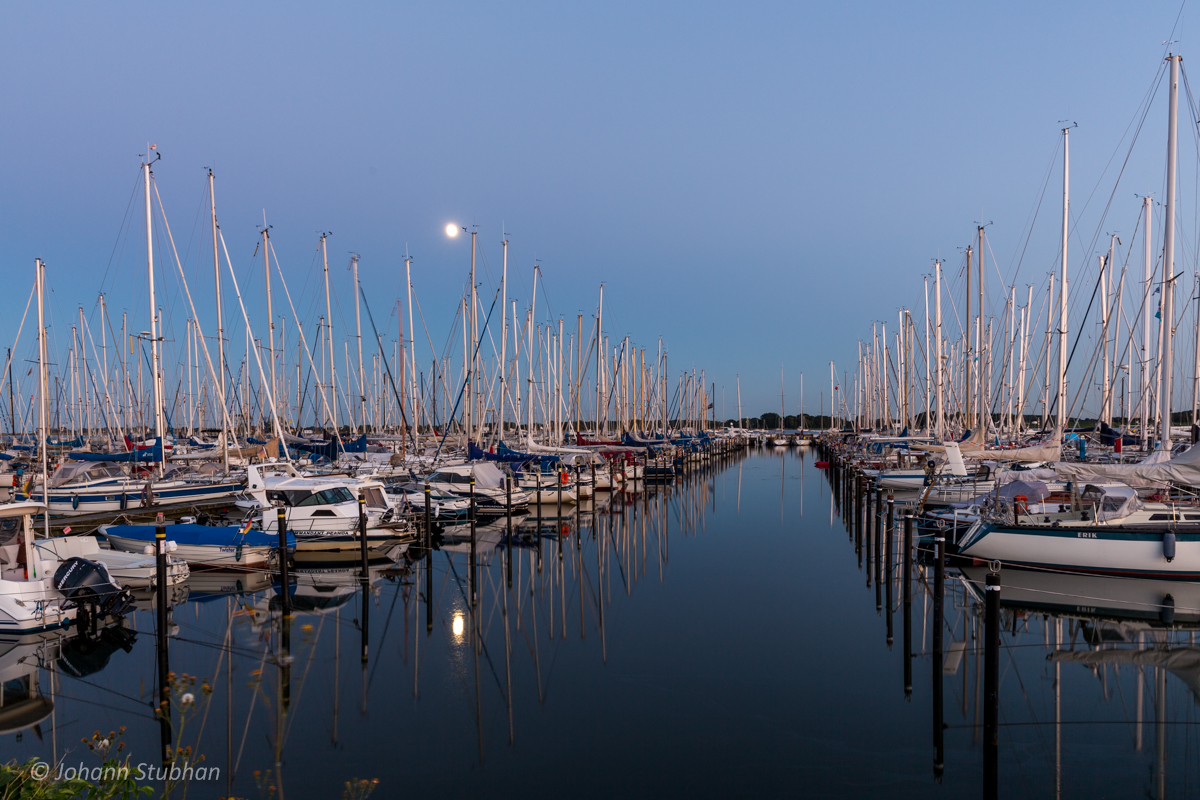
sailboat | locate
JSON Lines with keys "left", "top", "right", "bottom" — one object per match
{"left": 771, "top": 368, "right": 788, "bottom": 446}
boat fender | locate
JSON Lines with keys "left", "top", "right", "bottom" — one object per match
{"left": 119, "top": 493, "right": 128, "bottom": 511}
{"left": 71, "top": 494, "right": 79, "bottom": 510}
{"left": 235, "top": 544, "right": 243, "bottom": 563}
{"left": 1163, "top": 531, "right": 1177, "bottom": 562}
{"left": 1161, "top": 593, "right": 1176, "bottom": 625}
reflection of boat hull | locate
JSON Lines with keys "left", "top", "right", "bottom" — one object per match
{"left": 959, "top": 522, "right": 1200, "bottom": 578}
{"left": 961, "top": 565, "right": 1200, "bottom": 625}
{"left": 185, "top": 569, "right": 272, "bottom": 599}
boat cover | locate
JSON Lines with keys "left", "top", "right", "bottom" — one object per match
{"left": 104, "top": 523, "right": 293, "bottom": 549}
{"left": 1053, "top": 443, "right": 1200, "bottom": 488}
{"left": 68, "top": 438, "right": 163, "bottom": 463}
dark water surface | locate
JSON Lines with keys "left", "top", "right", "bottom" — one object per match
{"left": 4, "top": 449, "right": 1198, "bottom": 798}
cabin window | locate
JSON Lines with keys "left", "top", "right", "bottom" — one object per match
{"left": 297, "top": 487, "right": 355, "bottom": 506}
{"left": 268, "top": 490, "right": 312, "bottom": 507}
{"left": 1149, "top": 513, "right": 1178, "bottom": 521}
{"left": 0, "top": 518, "right": 20, "bottom": 546}
{"left": 363, "top": 487, "right": 387, "bottom": 509}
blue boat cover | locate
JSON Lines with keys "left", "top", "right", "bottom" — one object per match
{"left": 469, "top": 441, "right": 529, "bottom": 463}
{"left": 291, "top": 434, "right": 368, "bottom": 460}
{"left": 104, "top": 523, "right": 294, "bottom": 549}
{"left": 68, "top": 438, "right": 163, "bottom": 463}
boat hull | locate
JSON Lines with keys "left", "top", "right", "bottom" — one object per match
{"left": 959, "top": 522, "right": 1200, "bottom": 579}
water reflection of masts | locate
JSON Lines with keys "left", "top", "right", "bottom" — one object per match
{"left": 1055, "top": 617, "right": 1061, "bottom": 800}
{"left": 503, "top": 543, "right": 514, "bottom": 745}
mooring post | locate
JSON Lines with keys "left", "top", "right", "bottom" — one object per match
{"left": 984, "top": 569, "right": 1001, "bottom": 800}
{"left": 885, "top": 496, "right": 894, "bottom": 646}
{"left": 155, "top": 511, "right": 172, "bottom": 766}
{"left": 357, "top": 494, "right": 368, "bottom": 582}
{"left": 933, "top": 534, "right": 945, "bottom": 780}
{"left": 470, "top": 475, "right": 478, "bottom": 605}
{"left": 424, "top": 481, "right": 433, "bottom": 633}
{"left": 903, "top": 511, "right": 913, "bottom": 697}
{"left": 276, "top": 507, "right": 292, "bottom": 620}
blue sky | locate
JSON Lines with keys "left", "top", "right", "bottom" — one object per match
{"left": 0, "top": 1, "right": 1195, "bottom": 420}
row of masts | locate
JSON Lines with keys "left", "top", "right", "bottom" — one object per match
{"left": 9, "top": 160, "right": 722, "bottom": 462}
{"left": 831, "top": 55, "right": 1186, "bottom": 452}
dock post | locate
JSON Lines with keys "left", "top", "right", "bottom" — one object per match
{"left": 424, "top": 482, "right": 433, "bottom": 633}
{"left": 277, "top": 507, "right": 292, "bottom": 621}
{"left": 356, "top": 497, "right": 367, "bottom": 664}
{"left": 983, "top": 570, "right": 1001, "bottom": 799}
{"left": 933, "top": 534, "right": 945, "bottom": 780}
{"left": 155, "top": 512, "right": 172, "bottom": 766}
{"left": 470, "top": 475, "right": 478, "bottom": 605}
{"left": 885, "top": 496, "right": 894, "bottom": 646}
{"left": 903, "top": 511, "right": 913, "bottom": 697}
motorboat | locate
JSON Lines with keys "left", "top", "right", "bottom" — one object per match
{"left": 33, "top": 534, "right": 189, "bottom": 588}
{"left": 0, "top": 502, "right": 76, "bottom": 633}
{"left": 241, "top": 463, "right": 400, "bottom": 550}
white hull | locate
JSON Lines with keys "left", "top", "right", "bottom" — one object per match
{"left": 105, "top": 534, "right": 271, "bottom": 569}
{"left": 959, "top": 522, "right": 1200, "bottom": 578}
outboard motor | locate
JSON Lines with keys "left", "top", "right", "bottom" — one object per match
{"left": 53, "top": 557, "right": 134, "bottom": 618}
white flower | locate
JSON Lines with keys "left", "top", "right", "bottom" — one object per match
{"left": 181, "top": 693, "right": 195, "bottom": 706}
{"left": 99, "top": 738, "right": 109, "bottom": 749}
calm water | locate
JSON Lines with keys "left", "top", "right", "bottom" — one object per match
{"left": 5, "top": 449, "right": 1200, "bottom": 798}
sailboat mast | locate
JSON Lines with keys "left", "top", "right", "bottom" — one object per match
{"left": 1141, "top": 196, "right": 1153, "bottom": 448}
{"left": 144, "top": 158, "right": 165, "bottom": 475}
{"left": 352, "top": 255, "right": 366, "bottom": 435}
{"left": 977, "top": 225, "right": 985, "bottom": 431}
{"left": 499, "top": 237, "right": 507, "bottom": 444}
{"left": 596, "top": 285, "right": 604, "bottom": 437}
{"left": 260, "top": 227, "right": 280, "bottom": 437}
{"left": 322, "top": 235, "right": 338, "bottom": 436}
{"left": 469, "top": 231, "right": 477, "bottom": 445}
{"left": 207, "top": 170, "right": 228, "bottom": 469}
{"left": 1160, "top": 53, "right": 1181, "bottom": 450}
{"left": 965, "top": 245, "right": 972, "bottom": 430}
{"left": 405, "top": 256, "right": 418, "bottom": 452}
{"left": 935, "top": 260, "right": 944, "bottom": 439}
{"left": 36, "top": 259, "right": 49, "bottom": 542}
{"left": 1057, "top": 126, "right": 1070, "bottom": 435}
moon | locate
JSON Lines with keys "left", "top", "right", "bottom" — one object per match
{"left": 445, "top": 223, "right": 459, "bottom": 238}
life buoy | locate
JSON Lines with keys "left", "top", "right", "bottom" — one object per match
{"left": 560, "top": 471, "right": 569, "bottom": 485}
{"left": 560, "top": 523, "right": 569, "bottom": 536}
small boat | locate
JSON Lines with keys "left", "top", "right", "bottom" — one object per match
{"left": 33, "top": 535, "right": 189, "bottom": 589}
{"left": 0, "top": 502, "right": 78, "bottom": 633}
{"left": 102, "top": 522, "right": 293, "bottom": 570}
